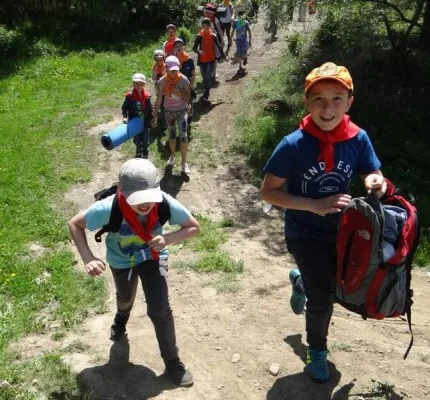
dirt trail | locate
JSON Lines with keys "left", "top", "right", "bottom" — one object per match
{"left": 15, "top": 13, "right": 430, "bottom": 400}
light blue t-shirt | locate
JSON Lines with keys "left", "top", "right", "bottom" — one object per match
{"left": 85, "top": 192, "right": 191, "bottom": 269}
{"left": 264, "top": 128, "right": 381, "bottom": 242}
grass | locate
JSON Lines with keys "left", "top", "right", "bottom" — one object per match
{"left": 174, "top": 214, "right": 244, "bottom": 277}
{"left": 0, "top": 35, "right": 165, "bottom": 398}
{"left": 176, "top": 252, "right": 244, "bottom": 274}
{"left": 329, "top": 342, "right": 353, "bottom": 353}
{"left": 148, "top": 124, "right": 220, "bottom": 171}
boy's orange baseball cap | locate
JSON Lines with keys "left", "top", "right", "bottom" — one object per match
{"left": 305, "top": 62, "right": 353, "bottom": 93}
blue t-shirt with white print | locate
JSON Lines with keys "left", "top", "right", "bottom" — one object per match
{"left": 263, "top": 128, "right": 381, "bottom": 241}
{"left": 85, "top": 192, "right": 191, "bottom": 269}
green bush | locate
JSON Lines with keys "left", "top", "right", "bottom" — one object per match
{"left": 177, "top": 26, "right": 193, "bottom": 46}
{"left": 0, "top": 25, "right": 28, "bottom": 59}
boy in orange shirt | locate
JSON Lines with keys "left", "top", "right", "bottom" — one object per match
{"left": 192, "top": 17, "right": 225, "bottom": 101}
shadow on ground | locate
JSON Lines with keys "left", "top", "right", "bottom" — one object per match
{"left": 266, "top": 334, "right": 407, "bottom": 400}
{"left": 74, "top": 337, "right": 176, "bottom": 399}
{"left": 267, "top": 334, "right": 348, "bottom": 400}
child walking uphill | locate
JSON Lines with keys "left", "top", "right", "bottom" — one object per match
{"left": 68, "top": 158, "right": 200, "bottom": 387}
{"left": 192, "top": 17, "right": 225, "bottom": 101}
{"left": 230, "top": 10, "right": 252, "bottom": 75}
{"left": 163, "top": 24, "right": 178, "bottom": 56}
{"left": 122, "top": 73, "right": 153, "bottom": 159}
{"left": 151, "top": 50, "right": 166, "bottom": 84}
{"left": 152, "top": 56, "right": 192, "bottom": 173}
{"left": 260, "top": 62, "right": 387, "bottom": 383}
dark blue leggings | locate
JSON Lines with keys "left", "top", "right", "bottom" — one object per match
{"left": 286, "top": 238, "right": 337, "bottom": 351}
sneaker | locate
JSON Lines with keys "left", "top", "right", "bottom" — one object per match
{"left": 306, "top": 348, "right": 330, "bottom": 383}
{"left": 110, "top": 313, "right": 129, "bottom": 341}
{"left": 289, "top": 269, "right": 306, "bottom": 315}
{"left": 165, "top": 358, "right": 194, "bottom": 387}
{"left": 167, "top": 155, "right": 175, "bottom": 166}
{"left": 181, "top": 162, "right": 190, "bottom": 174}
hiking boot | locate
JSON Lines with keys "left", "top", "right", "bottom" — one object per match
{"left": 165, "top": 358, "right": 194, "bottom": 387}
{"left": 306, "top": 348, "right": 330, "bottom": 383}
{"left": 167, "top": 155, "right": 175, "bottom": 166}
{"left": 289, "top": 269, "right": 306, "bottom": 315}
{"left": 238, "top": 67, "right": 247, "bottom": 76}
{"left": 181, "top": 162, "right": 190, "bottom": 174}
{"left": 110, "top": 313, "right": 129, "bottom": 341}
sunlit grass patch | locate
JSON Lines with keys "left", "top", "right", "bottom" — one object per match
{"left": 176, "top": 251, "right": 244, "bottom": 274}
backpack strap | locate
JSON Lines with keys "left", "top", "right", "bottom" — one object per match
{"left": 402, "top": 211, "right": 420, "bottom": 359}
{"left": 403, "top": 300, "right": 414, "bottom": 360}
{"left": 95, "top": 194, "right": 122, "bottom": 243}
{"left": 158, "top": 196, "right": 171, "bottom": 226}
{"left": 94, "top": 194, "right": 171, "bottom": 243}
{"left": 94, "top": 183, "right": 118, "bottom": 201}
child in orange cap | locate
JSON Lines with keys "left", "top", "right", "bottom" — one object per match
{"left": 260, "top": 62, "right": 387, "bottom": 383}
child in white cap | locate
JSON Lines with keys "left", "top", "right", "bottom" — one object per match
{"left": 68, "top": 158, "right": 200, "bottom": 387}
{"left": 122, "top": 73, "right": 153, "bottom": 158}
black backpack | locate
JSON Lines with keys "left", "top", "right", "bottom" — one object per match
{"left": 93, "top": 183, "right": 171, "bottom": 243}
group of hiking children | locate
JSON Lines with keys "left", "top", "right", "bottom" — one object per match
{"left": 121, "top": 1, "right": 251, "bottom": 174}
{"left": 69, "top": 0, "right": 420, "bottom": 391}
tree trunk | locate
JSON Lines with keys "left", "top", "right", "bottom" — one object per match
{"left": 419, "top": 0, "right": 430, "bottom": 49}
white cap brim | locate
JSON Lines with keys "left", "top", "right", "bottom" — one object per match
{"left": 125, "top": 187, "right": 163, "bottom": 205}
{"left": 167, "top": 66, "right": 180, "bottom": 71}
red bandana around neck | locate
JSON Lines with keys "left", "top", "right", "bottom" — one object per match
{"left": 117, "top": 191, "right": 160, "bottom": 260}
{"left": 299, "top": 115, "right": 360, "bottom": 172}
{"left": 130, "top": 88, "right": 149, "bottom": 111}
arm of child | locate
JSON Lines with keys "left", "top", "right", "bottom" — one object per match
{"left": 121, "top": 97, "right": 129, "bottom": 123}
{"left": 152, "top": 85, "right": 164, "bottom": 127}
{"left": 192, "top": 35, "right": 202, "bottom": 55}
{"left": 361, "top": 170, "right": 387, "bottom": 198}
{"left": 68, "top": 212, "right": 106, "bottom": 277}
{"left": 215, "top": 19, "right": 224, "bottom": 46}
{"left": 147, "top": 215, "right": 201, "bottom": 252}
{"left": 151, "top": 66, "right": 157, "bottom": 82}
{"left": 230, "top": 23, "right": 235, "bottom": 43}
{"left": 146, "top": 97, "right": 154, "bottom": 122}
{"left": 260, "top": 173, "right": 351, "bottom": 215}
{"left": 190, "top": 68, "right": 196, "bottom": 88}
{"left": 247, "top": 24, "right": 252, "bottom": 47}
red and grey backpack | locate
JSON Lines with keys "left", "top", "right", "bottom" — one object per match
{"left": 336, "top": 179, "right": 420, "bottom": 358}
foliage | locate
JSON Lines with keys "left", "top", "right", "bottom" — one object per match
{"left": 177, "top": 26, "right": 193, "bottom": 46}
{"left": 174, "top": 214, "right": 243, "bottom": 274}
{"left": 319, "top": 0, "right": 429, "bottom": 51}
{"left": 0, "top": 0, "right": 200, "bottom": 45}
{"left": 176, "top": 252, "right": 244, "bottom": 274}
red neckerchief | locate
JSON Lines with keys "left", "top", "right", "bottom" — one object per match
{"left": 299, "top": 114, "right": 360, "bottom": 172}
{"left": 128, "top": 88, "right": 149, "bottom": 112}
{"left": 117, "top": 191, "right": 160, "bottom": 260}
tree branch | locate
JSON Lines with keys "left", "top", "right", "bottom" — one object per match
{"left": 363, "top": 0, "right": 423, "bottom": 28}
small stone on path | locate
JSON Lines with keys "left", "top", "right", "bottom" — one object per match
{"left": 231, "top": 353, "right": 241, "bottom": 363}
{"left": 269, "top": 363, "right": 280, "bottom": 376}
